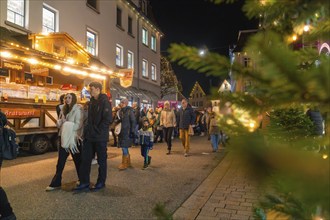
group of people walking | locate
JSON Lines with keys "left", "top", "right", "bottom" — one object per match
{"left": 42, "top": 83, "right": 226, "bottom": 193}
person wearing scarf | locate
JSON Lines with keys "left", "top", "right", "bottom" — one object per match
{"left": 46, "top": 93, "right": 83, "bottom": 191}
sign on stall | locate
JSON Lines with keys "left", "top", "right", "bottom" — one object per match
{"left": 1, "top": 108, "right": 41, "bottom": 119}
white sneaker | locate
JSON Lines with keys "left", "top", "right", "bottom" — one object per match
{"left": 91, "top": 159, "right": 98, "bottom": 165}
{"left": 45, "top": 186, "right": 60, "bottom": 191}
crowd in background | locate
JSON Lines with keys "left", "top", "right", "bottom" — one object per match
{"left": 110, "top": 101, "right": 229, "bottom": 152}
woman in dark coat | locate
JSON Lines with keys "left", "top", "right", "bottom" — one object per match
{"left": 117, "top": 99, "right": 136, "bottom": 170}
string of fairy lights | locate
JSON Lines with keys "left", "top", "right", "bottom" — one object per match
{"left": 0, "top": 41, "right": 126, "bottom": 80}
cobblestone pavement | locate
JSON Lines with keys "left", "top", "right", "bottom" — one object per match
{"left": 2, "top": 136, "right": 227, "bottom": 219}
{"left": 173, "top": 152, "right": 261, "bottom": 220}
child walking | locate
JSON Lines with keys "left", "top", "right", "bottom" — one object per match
{"left": 138, "top": 119, "right": 154, "bottom": 169}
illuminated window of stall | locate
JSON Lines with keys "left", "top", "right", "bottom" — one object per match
{"left": 116, "top": 44, "right": 123, "bottom": 67}
{"left": 7, "top": 0, "right": 25, "bottom": 27}
{"left": 42, "top": 5, "right": 57, "bottom": 33}
{"left": 86, "top": 29, "right": 97, "bottom": 56}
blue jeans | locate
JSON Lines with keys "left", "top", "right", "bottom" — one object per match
{"left": 210, "top": 134, "right": 220, "bottom": 151}
{"left": 122, "top": 147, "right": 129, "bottom": 156}
{"left": 140, "top": 145, "right": 149, "bottom": 164}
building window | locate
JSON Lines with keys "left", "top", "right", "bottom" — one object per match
{"left": 86, "top": 30, "right": 97, "bottom": 56}
{"left": 42, "top": 5, "right": 56, "bottom": 33}
{"left": 199, "top": 101, "right": 203, "bottom": 107}
{"left": 200, "top": 93, "right": 203, "bottom": 97}
{"left": 116, "top": 7, "right": 122, "bottom": 27}
{"left": 142, "top": 28, "right": 148, "bottom": 46}
{"left": 128, "top": 16, "right": 133, "bottom": 35}
{"left": 151, "top": 64, "right": 156, "bottom": 81}
{"left": 196, "top": 93, "right": 199, "bottom": 98}
{"left": 7, "top": 0, "right": 25, "bottom": 27}
{"left": 127, "top": 51, "right": 134, "bottom": 69}
{"left": 116, "top": 45, "right": 123, "bottom": 66}
{"left": 244, "top": 57, "right": 251, "bottom": 67}
{"left": 87, "top": 0, "right": 97, "bottom": 10}
{"left": 142, "top": 59, "right": 148, "bottom": 77}
{"left": 141, "top": 0, "right": 147, "bottom": 15}
{"left": 151, "top": 35, "right": 156, "bottom": 51}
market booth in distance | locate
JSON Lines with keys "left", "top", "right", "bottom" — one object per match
{"left": 0, "top": 29, "right": 129, "bottom": 154}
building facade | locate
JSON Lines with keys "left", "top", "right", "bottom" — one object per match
{"left": 189, "top": 81, "right": 207, "bottom": 111}
{"left": 0, "top": 0, "right": 162, "bottom": 108}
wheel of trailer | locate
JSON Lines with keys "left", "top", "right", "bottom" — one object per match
{"left": 30, "top": 134, "right": 51, "bottom": 154}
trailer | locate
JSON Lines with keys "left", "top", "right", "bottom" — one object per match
{"left": 1, "top": 100, "right": 59, "bottom": 154}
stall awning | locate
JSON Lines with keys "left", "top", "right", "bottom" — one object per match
{"left": 110, "top": 82, "right": 159, "bottom": 102}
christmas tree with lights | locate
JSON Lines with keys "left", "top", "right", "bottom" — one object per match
{"left": 168, "top": 0, "right": 329, "bottom": 219}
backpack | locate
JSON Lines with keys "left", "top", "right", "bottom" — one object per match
{"left": 0, "top": 112, "right": 19, "bottom": 160}
{"left": 2, "top": 127, "right": 19, "bottom": 160}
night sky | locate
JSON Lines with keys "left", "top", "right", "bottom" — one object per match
{"left": 149, "top": 0, "right": 258, "bottom": 97}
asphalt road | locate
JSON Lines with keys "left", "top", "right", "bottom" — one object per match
{"left": 1, "top": 136, "right": 225, "bottom": 220}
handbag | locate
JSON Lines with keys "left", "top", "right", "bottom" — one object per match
{"left": 114, "top": 110, "right": 122, "bottom": 135}
{"left": 188, "top": 125, "right": 194, "bottom": 136}
{"left": 115, "top": 122, "right": 122, "bottom": 135}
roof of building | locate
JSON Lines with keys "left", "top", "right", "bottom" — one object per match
{"left": 189, "top": 81, "right": 206, "bottom": 97}
{"left": 232, "top": 29, "right": 258, "bottom": 52}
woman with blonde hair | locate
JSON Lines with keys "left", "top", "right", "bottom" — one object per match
{"left": 160, "top": 101, "right": 176, "bottom": 155}
{"left": 46, "top": 93, "right": 83, "bottom": 191}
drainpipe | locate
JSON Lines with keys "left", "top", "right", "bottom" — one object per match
{"left": 137, "top": 14, "right": 141, "bottom": 107}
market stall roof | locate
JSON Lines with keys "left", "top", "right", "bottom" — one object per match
{"left": 0, "top": 28, "right": 124, "bottom": 80}
{"left": 110, "top": 82, "right": 159, "bottom": 102}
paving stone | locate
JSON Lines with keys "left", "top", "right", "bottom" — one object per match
{"left": 224, "top": 200, "right": 240, "bottom": 206}
{"left": 215, "top": 213, "right": 232, "bottom": 219}
{"left": 237, "top": 210, "right": 254, "bottom": 216}
{"left": 214, "top": 208, "right": 236, "bottom": 214}
{"left": 231, "top": 214, "right": 252, "bottom": 220}
{"left": 198, "top": 209, "right": 218, "bottom": 217}
{"left": 224, "top": 204, "right": 243, "bottom": 210}
{"left": 240, "top": 202, "right": 253, "bottom": 207}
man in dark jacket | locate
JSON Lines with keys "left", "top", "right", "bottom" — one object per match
{"left": 0, "top": 111, "right": 16, "bottom": 219}
{"left": 178, "top": 99, "right": 195, "bottom": 157}
{"left": 74, "top": 82, "right": 112, "bottom": 192}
